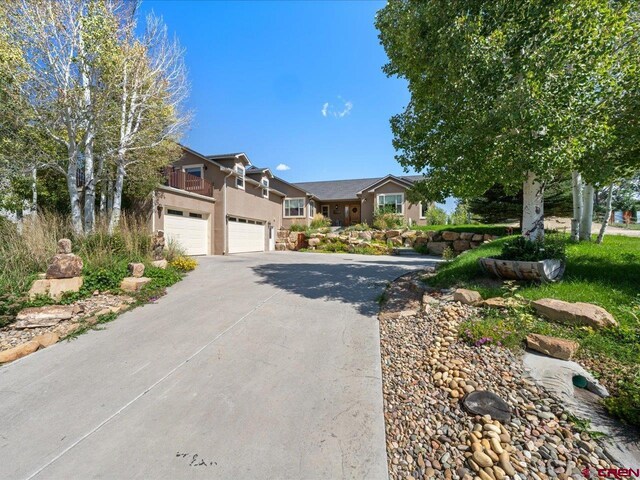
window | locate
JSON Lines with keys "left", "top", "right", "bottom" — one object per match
{"left": 261, "top": 177, "right": 269, "bottom": 198}
{"left": 321, "top": 205, "right": 329, "bottom": 217}
{"left": 235, "top": 164, "right": 245, "bottom": 189}
{"left": 183, "top": 165, "right": 203, "bottom": 178}
{"left": 308, "top": 200, "right": 316, "bottom": 217}
{"left": 284, "top": 198, "right": 305, "bottom": 217}
{"left": 377, "top": 193, "right": 404, "bottom": 214}
{"left": 420, "top": 202, "right": 428, "bottom": 219}
{"left": 189, "top": 212, "right": 203, "bottom": 219}
{"left": 167, "top": 209, "right": 183, "bottom": 216}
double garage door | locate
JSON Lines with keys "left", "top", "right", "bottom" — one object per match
{"left": 228, "top": 217, "right": 265, "bottom": 254}
{"left": 164, "top": 208, "right": 209, "bottom": 256}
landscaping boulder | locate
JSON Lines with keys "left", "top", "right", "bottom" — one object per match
{"left": 33, "top": 332, "right": 60, "bottom": 348}
{"left": 472, "top": 234, "right": 484, "bottom": 242}
{"left": 120, "top": 277, "right": 151, "bottom": 292}
{"left": 358, "top": 231, "right": 372, "bottom": 241}
{"left": 29, "top": 276, "right": 83, "bottom": 300}
{"left": 459, "top": 232, "right": 474, "bottom": 241}
{"left": 413, "top": 236, "right": 429, "bottom": 248}
{"left": 151, "top": 259, "right": 168, "bottom": 269}
{"left": 453, "top": 239, "right": 471, "bottom": 252}
{"left": 389, "top": 236, "right": 403, "bottom": 246}
{"left": 526, "top": 333, "right": 579, "bottom": 360}
{"left": 0, "top": 340, "right": 40, "bottom": 363}
{"left": 308, "top": 237, "right": 321, "bottom": 247}
{"left": 372, "top": 231, "right": 386, "bottom": 241}
{"left": 441, "top": 231, "right": 460, "bottom": 241}
{"left": 427, "top": 242, "right": 449, "bottom": 255}
{"left": 46, "top": 253, "right": 83, "bottom": 279}
{"left": 14, "top": 305, "right": 75, "bottom": 329}
{"left": 532, "top": 298, "right": 617, "bottom": 329}
{"left": 453, "top": 288, "right": 483, "bottom": 305}
{"left": 57, "top": 238, "right": 72, "bottom": 254}
{"left": 385, "top": 229, "right": 402, "bottom": 238}
{"left": 483, "top": 297, "right": 516, "bottom": 309}
{"left": 128, "top": 262, "right": 145, "bottom": 278}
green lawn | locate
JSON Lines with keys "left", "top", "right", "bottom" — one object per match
{"left": 412, "top": 224, "right": 518, "bottom": 236}
{"left": 429, "top": 234, "right": 640, "bottom": 425}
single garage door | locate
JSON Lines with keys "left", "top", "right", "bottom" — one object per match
{"left": 228, "top": 217, "right": 265, "bottom": 254}
{"left": 164, "top": 208, "right": 209, "bottom": 256}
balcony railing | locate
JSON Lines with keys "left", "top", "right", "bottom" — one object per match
{"left": 163, "top": 167, "right": 213, "bottom": 197}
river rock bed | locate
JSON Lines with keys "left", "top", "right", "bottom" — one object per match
{"left": 379, "top": 272, "right": 617, "bottom": 480}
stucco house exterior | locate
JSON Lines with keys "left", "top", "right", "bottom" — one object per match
{"left": 154, "top": 145, "right": 428, "bottom": 255}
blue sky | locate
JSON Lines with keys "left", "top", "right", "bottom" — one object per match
{"left": 140, "top": 1, "right": 455, "bottom": 211}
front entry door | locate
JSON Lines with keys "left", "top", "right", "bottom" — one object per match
{"left": 348, "top": 205, "right": 360, "bottom": 226}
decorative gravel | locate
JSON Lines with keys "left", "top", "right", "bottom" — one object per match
{"left": 379, "top": 272, "right": 617, "bottom": 480}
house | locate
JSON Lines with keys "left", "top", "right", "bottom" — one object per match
{"left": 154, "top": 145, "right": 428, "bottom": 255}
{"left": 290, "top": 175, "right": 430, "bottom": 228}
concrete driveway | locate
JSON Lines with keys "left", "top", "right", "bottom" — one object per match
{"left": 0, "top": 252, "right": 440, "bottom": 480}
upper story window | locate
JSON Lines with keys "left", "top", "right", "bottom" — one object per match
{"left": 284, "top": 198, "right": 305, "bottom": 217}
{"left": 261, "top": 177, "right": 269, "bottom": 198}
{"left": 235, "top": 164, "right": 245, "bottom": 189}
{"left": 308, "top": 200, "right": 316, "bottom": 217}
{"left": 183, "top": 165, "right": 203, "bottom": 178}
{"left": 377, "top": 193, "right": 404, "bottom": 214}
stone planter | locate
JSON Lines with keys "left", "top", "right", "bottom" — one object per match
{"left": 478, "top": 257, "right": 565, "bottom": 283}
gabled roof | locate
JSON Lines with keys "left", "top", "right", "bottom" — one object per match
{"left": 246, "top": 166, "right": 274, "bottom": 178}
{"left": 206, "top": 152, "right": 252, "bottom": 166}
{"left": 294, "top": 175, "right": 425, "bottom": 201}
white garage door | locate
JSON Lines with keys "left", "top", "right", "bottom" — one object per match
{"left": 164, "top": 209, "right": 209, "bottom": 256}
{"left": 228, "top": 217, "right": 265, "bottom": 254}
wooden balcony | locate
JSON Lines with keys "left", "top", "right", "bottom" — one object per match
{"left": 163, "top": 167, "right": 213, "bottom": 197}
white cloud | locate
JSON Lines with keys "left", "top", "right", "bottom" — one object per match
{"left": 276, "top": 163, "right": 290, "bottom": 171}
{"left": 321, "top": 97, "right": 353, "bottom": 118}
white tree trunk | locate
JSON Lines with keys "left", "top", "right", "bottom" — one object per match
{"left": 31, "top": 167, "right": 37, "bottom": 212}
{"left": 579, "top": 184, "right": 594, "bottom": 241}
{"left": 596, "top": 184, "right": 614, "bottom": 244}
{"left": 67, "top": 161, "right": 83, "bottom": 234}
{"left": 83, "top": 138, "right": 96, "bottom": 232}
{"left": 571, "top": 171, "right": 583, "bottom": 241}
{"left": 108, "top": 162, "right": 126, "bottom": 233}
{"left": 522, "top": 171, "right": 545, "bottom": 241}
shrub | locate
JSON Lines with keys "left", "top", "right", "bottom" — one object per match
{"left": 373, "top": 208, "right": 405, "bottom": 230}
{"left": 164, "top": 238, "right": 186, "bottom": 262}
{"left": 344, "top": 222, "right": 370, "bottom": 232}
{"left": 442, "top": 246, "right": 456, "bottom": 261}
{"left": 422, "top": 205, "right": 448, "bottom": 225}
{"left": 170, "top": 256, "right": 197, "bottom": 271}
{"left": 498, "top": 235, "right": 567, "bottom": 261}
{"left": 289, "top": 223, "right": 305, "bottom": 232}
{"left": 310, "top": 213, "right": 331, "bottom": 229}
{"left": 604, "top": 372, "right": 640, "bottom": 426}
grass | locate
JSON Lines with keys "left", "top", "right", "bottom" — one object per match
{"left": 611, "top": 222, "right": 640, "bottom": 230}
{"left": 411, "top": 224, "right": 518, "bottom": 236}
{"left": 430, "top": 234, "right": 640, "bottom": 425}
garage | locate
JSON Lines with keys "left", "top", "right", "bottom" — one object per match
{"left": 228, "top": 217, "right": 265, "bottom": 254}
{"left": 163, "top": 208, "right": 209, "bottom": 256}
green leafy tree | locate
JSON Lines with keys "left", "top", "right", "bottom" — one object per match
{"left": 376, "top": 0, "right": 640, "bottom": 241}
